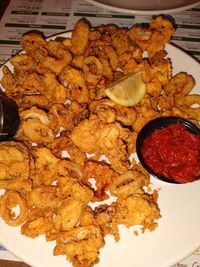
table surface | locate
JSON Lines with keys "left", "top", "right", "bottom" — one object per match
{"left": 0, "top": 1, "right": 200, "bottom": 267}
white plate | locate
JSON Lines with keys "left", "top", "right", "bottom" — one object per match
{"left": 86, "top": 0, "right": 200, "bottom": 15}
{"left": 0, "top": 32, "right": 200, "bottom": 267}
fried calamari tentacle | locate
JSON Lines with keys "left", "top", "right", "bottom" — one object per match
{"left": 0, "top": 191, "right": 28, "bottom": 226}
{"left": 49, "top": 102, "right": 89, "bottom": 132}
{"left": 82, "top": 160, "right": 117, "bottom": 201}
{"left": 129, "top": 15, "right": 175, "bottom": 57}
{"left": 49, "top": 134, "right": 86, "bottom": 165}
{"left": 59, "top": 67, "right": 89, "bottom": 103}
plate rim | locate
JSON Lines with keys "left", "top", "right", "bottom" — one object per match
{"left": 0, "top": 31, "right": 200, "bottom": 267}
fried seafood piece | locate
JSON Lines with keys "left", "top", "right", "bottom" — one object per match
{"left": 54, "top": 225, "right": 104, "bottom": 267}
{"left": 0, "top": 141, "right": 31, "bottom": 181}
{"left": 71, "top": 54, "right": 84, "bottom": 69}
{"left": 82, "top": 56, "right": 103, "bottom": 85}
{"left": 79, "top": 206, "right": 97, "bottom": 227}
{"left": 89, "top": 99, "right": 137, "bottom": 126}
{"left": 54, "top": 197, "right": 85, "bottom": 231}
{"left": 0, "top": 179, "right": 32, "bottom": 192}
{"left": 94, "top": 204, "right": 118, "bottom": 238}
{"left": 49, "top": 101, "right": 89, "bottom": 132}
{"left": 71, "top": 19, "right": 90, "bottom": 56}
{"left": 174, "top": 89, "right": 200, "bottom": 120}
{"left": 31, "top": 147, "right": 61, "bottom": 185}
{"left": 49, "top": 134, "right": 86, "bottom": 166}
{"left": 110, "top": 27, "right": 143, "bottom": 73}
{"left": 129, "top": 15, "right": 175, "bottom": 57}
{"left": 1, "top": 65, "right": 45, "bottom": 94}
{"left": 0, "top": 66, "right": 49, "bottom": 109}
{"left": 113, "top": 193, "right": 160, "bottom": 232}
{"left": 158, "top": 72, "right": 195, "bottom": 112}
{"left": 133, "top": 95, "right": 160, "bottom": 132}
{"left": 111, "top": 28, "right": 131, "bottom": 55}
{"left": 58, "top": 159, "right": 83, "bottom": 180}
{"left": 59, "top": 66, "right": 89, "bottom": 103}
{"left": 0, "top": 191, "right": 28, "bottom": 226}
{"left": 109, "top": 168, "right": 149, "bottom": 198}
{"left": 42, "top": 40, "right": 72, "bottom": 74}
{"left": 103, "top": 45, "right": 119, "bottom": 70}
{"left": 71, "top": 115, "right": 131, "bottom": 173}
{"left": 21, "top": 31, "right": 48, "bottom": 61}
{"left": 140, "top": 57, "right": 172, "bottom": 88}
{"left": 10, "top": 54, "right": 36, "bottom": 72}
{"left": 16, "top": 106, "right": 57, "bottom": 144}
{"left": 41, "top": 72, "right": 69, "bottom": 105}
{"left": 21, "top": 207, "right": 55, "bottom": 238}
{"left": 147, "top": 16, "right": 175, "bottom": 57}
{"left": 28, "top": 186, "right": 59, "bottom": 209}
{"left": 57, "top": 176, "right": 93, "bottom": 204}
{"left": 82, "top": 160, "right": 117, "bottom": 201}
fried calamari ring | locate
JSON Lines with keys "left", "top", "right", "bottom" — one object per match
{"left": 109, "top": 169, "right": 148, "bottom": 198}
{"left": 17, "top": 118, "right": 55, "bottom": 144}
{"left": 82, "top": 56, "right": 103, "bottom": 85}
{"left": 0, "top": 191, "right": 28, "bottom": 226}
{"left": 21, "top": 31, "right": 48, "bottom": 61}
{"left": 10, "top": 54, "right": 36, "bottom": 72}
{"left": 17, "top": 107, "right": 56, "bottom": 144}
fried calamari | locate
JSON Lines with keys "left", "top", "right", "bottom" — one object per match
{"left": 1, "top": 15, "right": 198, "bottom": 267}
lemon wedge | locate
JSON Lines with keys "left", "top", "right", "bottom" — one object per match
{"left": 105, "top": 72, "right": 146, "bottom": 106}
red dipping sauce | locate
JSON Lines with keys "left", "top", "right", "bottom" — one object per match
{"left": 141, "top": 122, "right": 200, "bottom": 183}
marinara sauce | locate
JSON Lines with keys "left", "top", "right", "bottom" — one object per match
{"left": 141, "top": 122, "right": 200, "bottom": 183}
